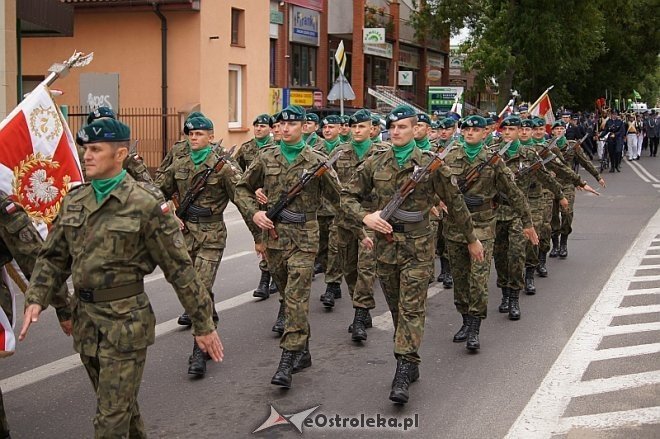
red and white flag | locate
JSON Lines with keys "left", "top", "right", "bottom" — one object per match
{"left": 0, "top": 83, "right": 83, "bottom": 355}
{"left": 530, "top": 94, "right": 555, "bottom": 133}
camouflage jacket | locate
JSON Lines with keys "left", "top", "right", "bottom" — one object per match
{"left": 497, "top": 147, "right": 565, "bottom": 221}
{"left": 532, "top": 142, "right": 586, "bottom": 189}
{"left": 156, "top": 148, "right": 261, "bottom": 247}
{"left": 155, "top": 139, "right": 190, "bottom": 181}
{"left": 235, "top": 145, "right": 342, "bottom": 252}
{"left": 312, "top": 142, "right": 337, "bottom": 217}
{"left": 341, "top": 147, "right": 477, "bottom": 244}
{"left": 24, "top": 175, "right": 216, "bottom": 359}
{"left": 443, "top": 146, "right": 532, "bottom": 242}
{"left": 236, "top": 137, "right": 273, "bottom": 172}
{"left": 558, "top": 140, "right": 601, "bottom": 181}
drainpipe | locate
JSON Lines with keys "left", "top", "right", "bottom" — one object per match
{"left": 153, "top": 2, "right": 168, "bottom": 159}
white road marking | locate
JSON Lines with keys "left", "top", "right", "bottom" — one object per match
{"left": 505, "top": 207, "right": 660, "bottom": 439}
{"left": 603, "top": 321, "right": 660, "bottom": 335}
{"left": 629, "top": 160, "right": 660, "bottom": 183}
{"left": 571, "top": 370, "right": 660, "bottom": 397}
{"left": 615, "top": 287, "right": 660, "bottom": 296}
{"left": 143, "top": 250, "right": 253, "bottom": 284}
{"left": 627, "top": 161, "right": 651, "bottom": 183}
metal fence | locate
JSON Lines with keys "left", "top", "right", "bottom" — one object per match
{"left": 66, "top": 106, "right": 184, "bottom": 170}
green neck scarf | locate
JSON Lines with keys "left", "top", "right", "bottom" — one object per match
{"left": 303, "top": 132, "right": 317, "bottom": 145}
{"left": 393, "top": 138, "right": 416, "bottom": 167}
{"left": 280, "top": 139, "right": 306, "bottom": 164}
{"left": 339, "top": 133, "right": 351, "bottom": 143}
{"left": 351, "top": 138, "right": 372, "bottom": 160}
{"left": 463, "top": 140, "right": 484, "bottom": 164}
{"left": 371, "top": 134, "right": 380, "bottom": 142}
{"left": 485, "top": 133, "right": 494, "bottom": 144}
{"left": 533, "top": 137, "right": 546, "bottom": 145}
{"left": 324, "top": 136, "right": 341, "bottom": 153}
{"left": 556, "top": 136, "right": 567, "bottom": 149}
{"left": 415, "top": 136, "right": 432, "bottom": 151}
{"left": 255, "top": 135, "right": 271, "bottom": 148}
{"left": 91, "top": 169, "right": 127, "bottom": 204}
{"left": 519, "top": 138, "right": 535, "bottom": 147}
{"left": 190, "top": 146, "right": 213, "bottom": 168}
{"left": 506, "top": 139, "right": 521, "bottom": 156}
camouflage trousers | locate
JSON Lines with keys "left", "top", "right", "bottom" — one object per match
{"left": 80, "top": 349, "right": 147, "bottom": 439}
{"left": 539, "top": 191, "right": 554, "bottom": 254}
{"left": 0, "top": 386, "right": 7, "bottom": 436}
{"left": 435, "top": 219, "right": 447, "bottom": 258}
{"left": 185, "top": 232, "right": 224, "bottom": 300}
{"left": 447, "top": 238, "right": 495, "bottom": 319}
{"left": 315, "top": 215, "right": 333, "bottom": 271}
{"left": 337, "top": 227, "right": 376, "bottom": 309}
{"left": 494, "top": 218, "right": 526, "bottom": 291}
{"left": 525, "top": 196, "right": 545, "bottom": 268}
{"left": 324, "top": 221, "right": 344, "bottom": 285}
{"left": 376, "top": 232, "right": 434, "bottom": 364}
{"left": 268, "top": 247, "right": 314, "bottom": 351}
{"left": 551, "top": 185, "right": 576, "bottom": 236}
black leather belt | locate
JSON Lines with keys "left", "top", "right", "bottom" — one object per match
{"left": 76, "top": 280, "right": 144, "bottom": 303}
{"left": 389, "top": 218, "right": 430, "bottom": 233}
{"left": 186, "top": 213, "right": 224, "bottom": 223}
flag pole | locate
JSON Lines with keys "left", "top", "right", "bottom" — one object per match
{"left": 527, "top": 85, "right": 554, "bottom": 114}
{"left": 37, "top": 51, "right": 94, "bottom": 91}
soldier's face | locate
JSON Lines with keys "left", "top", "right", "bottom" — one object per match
{"left": 272, "top": 123, "right": 282, "bottom": 141}
{"left": 340, "top": 124, "right": 351, "bottom": 135}
{"left": 439, "top": 127, "right": 454, "bottom": 140}
{"left": 519, "top": 127, "right": 533, "bottom": 141}
{"left": 462, "top": 127, "right": 487, "bottom": 145}
{"left": 369, "top": 124, "right": 380, "bottom": 138}
{"left": 303, "top": 121, "right": 318, "bottom": 134}
{"left": 561, "top": 116, "right": 570, "bottom": 124}
{"left": 254, "top": 123, "right": 271, "bottom": 139}
{"left": 351, "top": 121, "right": 371, "bottom": 142}
{"left": 322, "top": 123, "right": 340, "bottom": 141}
{"left": 84, "top": 142, "right": 128, "bottom": 180}
{"left": 280, "top": 121, "right": 303, "bottom": 143}
{"left": 501, "top": 126, "right": 519, "bottom": 142}
{"left": 429, "top": 129, "right": 439, "bottom": 140}
{"left": 414, "top": 122, "right": 430, "bottom": 140}
{"left": 552, "top": 126, "right": 566, "bottom": 137}
{"left": 188, "top": 130, "right": 213, "bottom": 150}
{"left": 532, "top": 127, "right": 546, "bottom": 139}
{"left": 389, "top": 119, "right": 415, "bottom": 147}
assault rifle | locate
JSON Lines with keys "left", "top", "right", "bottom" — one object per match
{"left": 514, "top": 153, "right": 556, "bottom": 179}
{"left": 457, "top": 140, "right": 512, "bottom": 193}
{"left": 537, "top": 136, "right": 560, "bottom": 160}
{"left": 176, "top": 144, "right": 235, "bottom": 221}
{"left": 570, "top": 132, "right": 590, "bottom": 152}
{"left": 379, "top": 140, "right": 457, "bottom": 242}
{"left": 266, "top": 149, "right": 343, "bottom": 240}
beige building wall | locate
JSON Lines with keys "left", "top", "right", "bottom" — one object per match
{"left": 0, "top": 0, "right": 17, "bottom": 120}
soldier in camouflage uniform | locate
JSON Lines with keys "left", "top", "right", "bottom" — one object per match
{"left": 342, "top": 105, "right": 483, "bottom": 404}
{"left": 154, "top": 111, "right": 205, "bottom": 182}
{"left": 315, "top": 115, "right": 345, "bottom": 308}
{"left": 493, "top": 117, "right": 567, "bottom": 320}
{"left": 20, "top": 118, "right": 222, "bottom": 439}
{"left": 303, "top": 112, "right": 323, "bottom": 150}
{"left": 370, "top": 114, "right": 383, "bottom": 143}
{"left": 271, "top": 113, "right": 283, "bottom": 143}
{"left": 549, "top": 122, "right": 606, "bottom": 259}
{"left": 339, "top": 115, "right": 352, "bottom": 143}
{"left": 484, "top": 117, "right": 500, "bottom": 148}
{"left": 235, "top": 105, "right": 342, "bottom": 389}
{"left": 444, "top": 115, "right": 537, "bottom": 351}
{"left": 236, "top": 114, "right": 276, "bottom": 300}
{"left": 156, "top": 116, "right": 261, "bottom": 377}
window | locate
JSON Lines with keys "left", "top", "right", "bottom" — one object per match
{"left": 228, "top": 64, "right": 243, "bottom": 129}
{"left": 291, "top": 44, "right": 317, "bottom": 87}
{"left": 231, "top": 8, "right": 244, "bottom": 46}
{"left": 270, "top": 39, "right": 277, "bottom": 86}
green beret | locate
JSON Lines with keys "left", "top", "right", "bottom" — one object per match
{"left": 349, "top": 109, "right": 372, "bottom": 126}
{"left": 460, "top": 115, "right": 487, "bottom": 129}
{"left": 305, "top": 113, "right": 320, "bottom": 124}
{"left": 386, "top": 105, "right": 417, "bottom": 129}
{"left": 500, "top": 116, "right": 522, "bottom": 127}
{"left": 438, "top": 118, "right": 457, "bottom": 129}
{"left": 531, "top": 117, "right": 545, "bottom": 128}
{"left": 520, "top": 119, "right": 534, "bottom": 128}
{"left": 417, "top": 113, "right": 432, "bottom": 125}
{"left": 340, "top": 115, "right": 350, "bottom": 124}
{"left": 271, "top": 113, "right": 280, "bottom": 125}
{"left": 253, "top": 114, "right": 273, "bottom": 127}
{"left": 86, "top": 107, "right": 116, "bottom": 125}
{"left": 277, "top": 105, "right": 306, "bottom": 122}
{"left": 321, "top": 115, "right": 342, "bottom": 126}
{"left": 184, "top": 116, "right": 214, "bottom": 134}
{"left": 485, "top": 117, "right": 495, "bottom": 126}
{"left": 77, "top": 118, "right": 130, "bottom": 145}
{"left": 430, "top": 121, "right": 440, "bottom": 130}
{"left": 370, "top": 114, "right": 381, "bottom": 126}
{"left": 186, "top": 111, "right": 205, "bottom": 121}
{"left": 551, "top": 121, "right": 565, "bottom": 129}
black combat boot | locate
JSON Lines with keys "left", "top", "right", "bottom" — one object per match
{"left": 508, "top": 289, "right": 521, "bottom": 320}
{"left": 549, "top": 234, "right": 560, "bottom": 258}
{"left": 269, "top": 279, "right": 278, "bottom": 295}
{"left": 253, "top": 270, "right": 271, "bottom": 299}
{"left": 1, "top": 430, "right": 10, "bottom": 439}
{"left": 348, "top": 309, "right": 372, "bottom": 332}
{"left": 440, "top": 257, "right": 453, "bottom": 289}
{"left": 537, "top": 252, "right": 549, "bottom": 277}
{"left": 466, "top": 315, "right": 481, "bottom": 351}
{"left": 559, "top": 234, "right": 568, "bottom": 259}
{"left": 453, "top": 314, "right": 470, "bottom": 342}
{"left": 292, "top": 343, "right": 312, "bottom": 373}
{"left": 320, "top": 283, "right": 338, "bottom": 308}
{"left": 313, "top": 261, "right": 324, "bottom": 275}
{"left": 272, "top": 302, "right": 285, "bottom": 335}
{"left": 212, "top": 308, "right": 219, "bottom": 325}
{"left": 177, "top": 312, "right": 192, "bottom": 327}
{"left": 388, "top": 359, "right": 419, "bottom": 404}
{"left": 351, "top": 308, "right": 369, "bottom": 341}
{"left": 525, "top": 267, "right": 536, "bottom": 295}
{"left": 498, "top": 287, "right": 510, "bottom": 313}
{"left": 271, "top": 349, "right": 297, "bottom": 388}
{"left": 188, "top": 341, "right": 209, "bottom": 377}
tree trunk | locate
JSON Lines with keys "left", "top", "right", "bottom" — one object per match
{"left": 497, "top": 68, "right": 515, "bottom": 111}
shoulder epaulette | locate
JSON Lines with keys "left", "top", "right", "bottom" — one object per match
{"left": 135, "top": 181, "right": 165, "bottom": 199}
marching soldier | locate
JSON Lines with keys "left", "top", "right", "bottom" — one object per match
{"left": 156, "top": 116, "right": 261, "bottom": 377}
{"left": 20, "top": 118, "right": 223, "bottom": 438}
{"left": 271, "top": 113, "right": 283, "bottom": 143}
{"left": 414, "top": 113, "right": 433, "bottom": 151}
{"left": 370, "top": 114, "right": 383, "bottom": 143}
{"left": 443, "top": 115, "right": 537, "bottom": 350}
{"left": 484, "top": 117, "right": 500, "bottom": 147}
{"left": 303, "top": 113, "right": 323, "bottom": 150}
{"left": 154, "top": 111, "right": 206, "bottom": 182}
{"left": 342, "top": 105, "right": 483, "bottom": 403}
{"left": 339, "top": 115, "right": 352, "bottom": 143}
{"left": 236, "top": 114, "right": 276, "bottom": 300}
{"left": 235, "top": 105, "right": 342, "bottom": 389}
